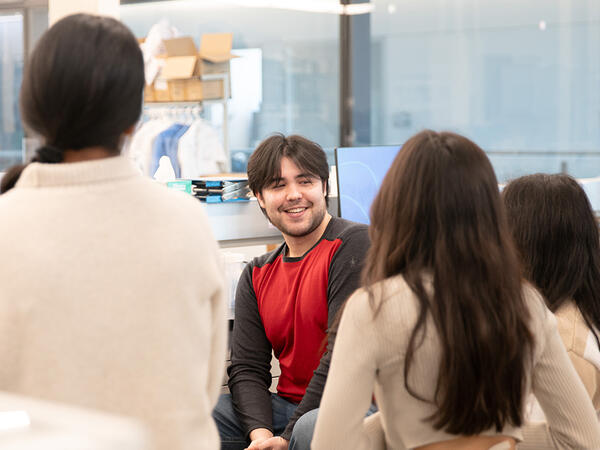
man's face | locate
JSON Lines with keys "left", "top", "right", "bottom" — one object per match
{"left": 256, "top": 156, "right": 327, "bottom": 238}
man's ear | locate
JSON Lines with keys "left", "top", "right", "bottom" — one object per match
{"left": 256, "top": 191, "right": 266, "bottom": 209}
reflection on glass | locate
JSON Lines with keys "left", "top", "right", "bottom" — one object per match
{"left": 371, "top": 0, "right": 600, "bottom": 180}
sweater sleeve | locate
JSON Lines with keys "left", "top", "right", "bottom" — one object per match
{"left": 227, "top": 263, "right": 274, "bottom": 437}
{"left": 281, "top": 226, "right": 370, "bottom": 440}
{"left": 311, "top": 290, "right": 378, "bottom": 450}
{"left": 519, "top": 309, "right": 600, "bottom": 449}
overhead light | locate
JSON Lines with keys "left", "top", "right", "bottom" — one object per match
{"left": 342, "top": 3, "right": 374, "bottom": 15}
{"left": 233, "top": 1, "right": 374, "bottom": 15}
{"left": 123, "top": 0, "right": 374, "bottom": 15}
{"left": 539, "top": 20, "right": 547, "bottom": 31}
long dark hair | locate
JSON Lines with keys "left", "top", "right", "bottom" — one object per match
{"left": 1, "top": 13, "right": 144, "bottom": 193}
{"left": 503, "top": 173, "right": 600, "bottom": 348}
{"left": 364, "top": 130, "right": 534, "bottom": 435}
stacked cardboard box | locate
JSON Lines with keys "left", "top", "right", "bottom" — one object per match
{"left": 144, "top": 33, "right": 236, "bottom": 103}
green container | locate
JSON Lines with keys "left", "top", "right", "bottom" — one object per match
{"left": 166, "top": 180, "right": 193, "bottom": 194}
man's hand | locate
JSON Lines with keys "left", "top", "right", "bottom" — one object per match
{"left": 246, "top": 428, "right": 274, "bottom": 450}
{"left": 247, "top": 436, "right": 289, "bottom": 450}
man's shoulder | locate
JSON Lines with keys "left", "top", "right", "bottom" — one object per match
{"left": 248, "top": 243, "right": 285, "bottom": 271}
{"left": 323, "top": 216, "right": 369, "bottom": 242}
{"left": 321, "top": 218, "right": 369, "bottom": 273}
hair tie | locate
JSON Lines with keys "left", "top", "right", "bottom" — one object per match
{"left": 33, "top": 145, "right": 64, "bottom": 164}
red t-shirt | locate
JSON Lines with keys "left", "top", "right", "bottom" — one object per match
{"left": 253, "top": 237, "right": 342, "bottom": 402}
{"left": 227, "top": 217, "right": 370, "bottom": 438}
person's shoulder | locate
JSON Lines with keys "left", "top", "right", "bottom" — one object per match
{"left": 248, "top": 243, "right": 285, "bottom": 271}
{"left": 325, "top": 217, "right": 369, "bottom": 241}
{"left": 521, "top": 282, "right": 563, "bottom": 358}
{"left": 556, "top": 302, "right": 599, "bottom": 362}
{"left": 345, "top": 275, "right": 415, "bottom": 327}
{"left": 0, "top": 188, "right": 30, "bottom": 222}
{"left": 522, "top": 282, "right": 549, "bottom": 316}
{"left": 127, "top": 179, "right": 218, "bottom": 241}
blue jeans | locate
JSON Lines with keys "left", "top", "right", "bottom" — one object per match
{"left": 212, "top": 393, "right": 377, "bottom": 450}
{"left": 213, "top": 393, "right": 314, "bottom": 450}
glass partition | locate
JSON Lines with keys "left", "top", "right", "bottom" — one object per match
{"left": 121, "top": 0, "right": 340, "bottom": 168}
{"left": 370, "top": 0, "right": 600, "bottom": 182}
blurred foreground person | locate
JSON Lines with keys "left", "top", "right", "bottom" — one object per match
{"left": 0, "top": 14, "right": 226, "bottom": 450}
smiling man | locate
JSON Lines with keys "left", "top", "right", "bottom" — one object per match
{"left": 212, "top": 134, "right": 369, "bottom": 450}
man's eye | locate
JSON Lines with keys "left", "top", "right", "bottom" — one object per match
{"left": 300, "top": 179, "right": 312, "bottom": 185}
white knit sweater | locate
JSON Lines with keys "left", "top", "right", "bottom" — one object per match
{"left": 0, "top": 156, "right": 227, "bottom": 450}
{"left": 312, "top": 275, "right": 600, "bottom": 450}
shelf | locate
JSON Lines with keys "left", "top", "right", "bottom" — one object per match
{"left": 204, "top": 199, "right": 283, "bottom": 246}
{"left": 143, "top": 99, "right": 225, "bottom": 107}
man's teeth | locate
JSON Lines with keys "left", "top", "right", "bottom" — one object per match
{"left": 287, "top": 208, "right": 305, "bottom": 213}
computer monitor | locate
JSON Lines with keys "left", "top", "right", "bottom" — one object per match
{"left": 335, "top": 145, "right": 402, "bottom": 224}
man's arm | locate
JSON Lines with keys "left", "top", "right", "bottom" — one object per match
{"left": 228, "top": 262, "right": 275, "bottom": 438}
{"left": 280, "top": 225, "right": 370, "bottom": 440}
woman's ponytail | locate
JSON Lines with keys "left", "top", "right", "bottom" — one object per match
{"left": 1, "top": 145, "right": 64, "bottom": 193}
{"left": 1, "top": 164, "right": 28, "bottom": 193}
{"left": 32, "top": 145, "right": 63, "bottom": 164}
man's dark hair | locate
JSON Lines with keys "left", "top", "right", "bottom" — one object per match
{"left": 247, "top": 133, "right": 330, "bottom": 205}
{"left": 1, "top": 13, "right": 144, "bottom": 193}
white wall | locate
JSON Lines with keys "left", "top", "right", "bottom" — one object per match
{"left": 49, "top": 0, "right": 119, "bottom": 25}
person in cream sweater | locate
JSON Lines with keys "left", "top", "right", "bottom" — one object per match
{"left": 312, "top": 131, "right": 600, "bottom": 450}
{"left": 0, "top": 14, "right": 227, "bottom": 450}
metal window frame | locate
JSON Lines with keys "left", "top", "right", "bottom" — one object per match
{"left": 339, "top": 0, "right": 370, "bottom": 147}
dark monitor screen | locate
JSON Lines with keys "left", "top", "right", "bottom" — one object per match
{"left": 335, "top": 145, "right": 401, "bottom": 224}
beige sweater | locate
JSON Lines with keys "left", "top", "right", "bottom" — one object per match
{"left": 527, "top": 301, "right": 600, "bottom": 424}
{"left": 0, "top": 157, "right": 227, "bottom": 450}
{"left": 555, "top": 302, "right": 600, "bottom": 412}
{"left": 312, "top": 275, "right": 600, "bottom": 450}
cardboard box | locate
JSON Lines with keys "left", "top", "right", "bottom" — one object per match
{"left": 150, "top": 78, "right": 224, "bottom": 102}
{"left": 160, "top": 33, "right": 236, "bottom": 78}
{"left": 160, "top": 36, "right": 199, "bottom": 79}
{"left": 198, "top": 33, "right": 236, "bottom": 75}
{"left": 143, "top": 83, "right": 155, "bottom": 102}
{"left": 186, "top": 78, "right": 225, "bottom": 101}
{"left": 145, "top": 33, "right": 236, "bottom": 102}
{"left": 153, "top": 78, "right": 171, "bottom": 102}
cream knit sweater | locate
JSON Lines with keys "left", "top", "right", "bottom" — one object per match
{"left": 555, "top": 301, "right": 600, "bottom": 412}
{"left": 0, "top": 157, "right": 227, "bottom": 450}
{"left": 312, "top": 275, "right": 600, "bottom": 450}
